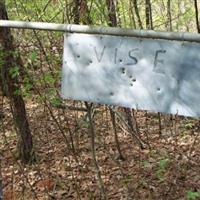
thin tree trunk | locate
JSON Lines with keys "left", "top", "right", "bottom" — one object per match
{"left": 167, "top": 0, "right": 172, "bottom": 31}
{"left": 129, "top": 0, "right": 136, "bottom": 28}
{"left": 106, "top": 0, "right": 117, "bottom": 27}
{"left": 73, "top": 0, "right": 80, "bottom": 24}
{"left": 145, "top": 0, "right": 153, "bottom": 29}
{"left": 73, "top": 0, "right": 92, "bottom": 25}
{"left": 158, "top": 112, "right": 162, "bottom": 136}
{"left": 124, "top": 108, "right": 145, "bottom": 149}
{"left": 116, "top": 0, "right": 122, "bottom": 27}
{"left": 133, "top": 0, "right": 143, "bottom": 29}
{"left": 0, "top": 0, "right": 34, "bottom": 164}
{"left": 194, "top": 0, "right": 200, "bottom": 33}
{"left": 73, "top": 1, "right": 106, "bottom": 198}
{"left": 0, "top": 154, "right": 2, "bottom": 200}
{"left": 106, "top": 0, "right": 126, "bottom": 159}
{"left": 0, "top": 92, "right": 3, "bottom": 120}
{"left": 85, "top": 103, "right": 107, "bottom": 200}
{"left": 109, "top": 108, "right": 125, "bottom": 160}
{"left": 79, "top": 0, "right": 92, "bottom": 24}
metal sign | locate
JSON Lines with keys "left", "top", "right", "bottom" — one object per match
{"left": 61, "top": 33, "right": 200, "bottom": 117}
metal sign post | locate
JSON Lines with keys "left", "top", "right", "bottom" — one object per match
{"left": 1, "top": 20, "right": 200, "bottom": 117}
{"left": 1, "top": 20, "right": 200, "bottom": 42}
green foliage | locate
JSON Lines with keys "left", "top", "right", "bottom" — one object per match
{"left": 186, "top": 190, "right": 200, "bottom": 200}
{"left": 6, "top": 0, "right": 64, "bottom": 23}
{"left": 13, "top": 88, "right": 21, "bottom": 96}
{"left": 22, "top": 77, "right": 33, "bottom": 98}
{"left": 142, "top": 160, "right": 150, "bottom": 167}
{"left": 184, "top": 122, "right": 194, "bottom": 129}
{"left": 155, "top": 158, "right": 169, "bottom": 182}
{"left": 0, "top": 51, "right": 5, "bottom": 66}
{"left": 9, "top": 66, "right": 19, "bottom": 78}
{"left": 29, "top": 51, "right": 37, "bottom": 62}
{"left": 51, "top": 97, "right": 62, "bottom": 107}
{"left": 43, "top": 73, "right": 55, "bottom": 84}
{"left": 36, "top": 94, "right": 46, "bottom": 104}
{"left": 120, "top": 174, "right": 133, "bottom": 185}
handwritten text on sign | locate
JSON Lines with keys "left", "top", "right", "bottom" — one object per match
{"left": 61, "top": 33, "right": 200, "bottom": 117}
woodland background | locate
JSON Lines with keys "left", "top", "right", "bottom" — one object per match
{"left": 0, "top": 0, "right": 200, "bottom": 199}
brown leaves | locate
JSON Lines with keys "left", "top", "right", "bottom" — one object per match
{"left": 36, "top": 179, "right": 55, "bottom": 191}
{"left": 4, "top": 187, "right": 17, "bottom": 200}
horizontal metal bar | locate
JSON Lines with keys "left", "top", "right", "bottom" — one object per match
{"left": 0, "top": 20, "right": 200, "bottom": 42}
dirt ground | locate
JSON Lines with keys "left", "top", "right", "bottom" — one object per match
{"left": 0, "top": 98, "right": 200, "bottom": 200}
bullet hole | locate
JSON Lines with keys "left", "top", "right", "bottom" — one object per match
{"left": 121, "top": 67, "right": 126, "bottom": 74}
{"left": 129, "top": 75, "right": 133, "bottom": 78}
{"left": 132, "top": 78, "right": 136, "bottom": 82}
{"left": 119, "top": 59, "right": 123, "bottom": 63}
{"left": 130, "top": 83, "right": 133, "bottom": 86}
{"left": 89, "top": 60, "right": 93, "bottom": 64}
{"left": 157, "top": 87, "right": 161, "bottom": 91}
{"left": 110, "top": 92, "right": 114, "bottom": 96}
{"left": 77, "top": 55, "right": 80, "bottom": 58}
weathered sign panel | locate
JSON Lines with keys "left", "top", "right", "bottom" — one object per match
{"left": 61, "top": 33, "right": 200, "bottom": 117}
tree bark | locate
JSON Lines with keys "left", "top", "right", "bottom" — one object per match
{"left": 167, "top": 0, "right": 172, "bottom": 31}
{"left": 73, "top": 0, "right": 92, "bottom": 25}
{"left": 73, "top": 0, "right": 80, "bottom": 24}
{"left": 145, "top": 0, "right": 153, "bottom": 29}
{"left": 106, "top": 0, "right": 117, "bottom": 27}
{"left": 0, "top": 0, "right": 34, "bottom": 164}
{"left": 133, "top": 0, "right": 143, "bottom": 29}
{"left": 194, "top": 0, "right": 200, "bottom": 33}
{"left": 79, "top": 0, "right": 92, "bottom": 25}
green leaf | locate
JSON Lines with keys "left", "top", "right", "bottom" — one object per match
{"left": 186, "top": 191, "right": 200, "bottom": 200}
{"left": 14, "top": 89, "right": 21, "bottom": 96}
{"left": 159, "top": 158, "right": 169, "bottom": 169}
{"left": 9, "top": 66, "right": 19, "bottom": 78}
{"left": 51, "top": 97, "right": 62, "bottom": 107}
{"left": 155, "top": 158, "right": 169, "bottom": 182}
{"left": 43, "top": 73, "right": 55, "bottom": 84}
{"left": 29, "top": 51, "right": 37, "bottom": 62}
{"left": 184, "top": 122, "right": 194, "bottom": 130}
{"left": 142, "top": 160, "right": 150, "bottom": 168}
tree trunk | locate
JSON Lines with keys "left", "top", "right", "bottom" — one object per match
{"left": 133, "top": 0, "right": 143, "bottom": 29}
{"left": 145, "top": 0, "right": 153, "bottom": 29}
{"left": 73, "top": 0, "right": 80, "bottom": 24}
{"left": 73, "top": 0, "right": 92, "bottom": 25}
{"left": 194, "top": 0, "right": 200, "bottom": 33}
{"left": 106, "top": 0, "right": 117, "bottom": 27}
{"left": 79, "top": 0, "right": 92, "bottom": 25}
{"left": 0, "top": 0, "right": 34, "bottom": 164}
{"left": 167, "top": 0, "right": 172, "bottom": 31}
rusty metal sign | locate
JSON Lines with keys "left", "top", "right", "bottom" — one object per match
{"left": 61, "top": 33, "right": 200, "bottom": 117}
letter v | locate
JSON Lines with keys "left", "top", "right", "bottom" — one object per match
{"left": 94, "top": 46, "right": 106, "bottom": 62}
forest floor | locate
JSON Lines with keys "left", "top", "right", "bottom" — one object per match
{"left": 0, "top": 98, "right": 200, "bottom": 200}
